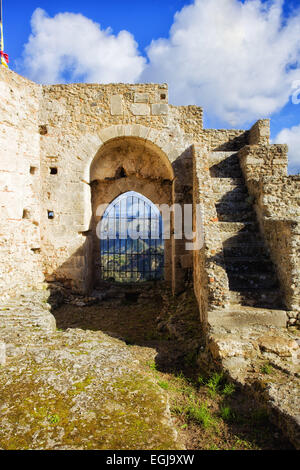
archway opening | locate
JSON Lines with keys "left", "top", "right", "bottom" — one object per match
{"left": 100, "top": 191, "right": 164, "bottom": 283}
{"left": 89, "top": 136, "right": 174, "bottom": 290}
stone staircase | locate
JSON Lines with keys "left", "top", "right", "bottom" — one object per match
{"left": 209, "top": 151, "right": 284, "bottom": 310}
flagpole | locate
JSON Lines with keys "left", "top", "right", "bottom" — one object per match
{"left": 0, "top": 0, "right": 9, "bottom": 68}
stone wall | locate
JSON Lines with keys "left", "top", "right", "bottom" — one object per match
{"left": 256, "top": 176, "right": 300, "bottom": 321}
{"left": 2, "top": 68, "right": 297, "bottom": 311}
{"left": 257, "top": 176, "right": 300, "bottom": 219}
{"left": 239, "top": 143, "right": 288, "bottom": 190}
{"left": 248, "top": 119, "right": 270, "bottom": 145}
{"left": 38, "top": 82, "right": 200, "bottom": 293}
{"left": 0, "top": 68, "right": 44, "bottom": 299}
{"left": 200, "top": 129, "right": 248, "bottom": 151}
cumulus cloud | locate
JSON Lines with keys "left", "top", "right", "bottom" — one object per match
{"left": 274, "top": 124, "right": 300, "bottom": 174}
{"left": 143, "top": 0, "right": 300, "bottom": 125}
{"left": 19, "top": 8, "right": 145, "bottom": 84}
{"left": 18, "top": 1, "right": 300, "bottom": 127}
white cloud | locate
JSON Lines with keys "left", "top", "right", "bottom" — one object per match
{"left": 143, "top": 0, "right": 300, "bottom": 125}
{"left": 18, "top": 1, "right": 300, "bottom": 127}
{"left": 274, "top": 124, "right": 300, "bottom": 174}
{"left": 19, "top": 8, "right": 145, "bottom": 84}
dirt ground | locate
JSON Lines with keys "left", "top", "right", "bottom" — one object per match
{"left": 53, "top": 286, "right": 294, "bottom": 450}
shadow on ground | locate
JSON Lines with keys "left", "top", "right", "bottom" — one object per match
{"left": 50, "top": 282, "right": 294, "bottom": 450}
{"left": 52, "top": 282, "right": 201, "bottom": 376}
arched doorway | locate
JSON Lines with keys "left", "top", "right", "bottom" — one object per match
{"left": 100, "top": 191, "right": 164, "bottom": 283}
{"left": 89, "top": 135, "right": 175, "bottom": 290}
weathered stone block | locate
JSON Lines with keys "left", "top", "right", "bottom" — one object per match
{"left": 0, "top": 342, "right": 6, "bottom": 366}
{"left": 208, "top": 334, "right": 259, "bottom": 359}
{"left": 151, "top": 104, "right": 169, "bottom": 115}
{"left": 258, "top": 335, "right": 299, "bottom": 357}
{"left": 130, "top": 103, "right": 150, "bottom": 116}
{"left": 134, "top": 93, "right": 149, "bottom": 103}
{"left": 110, "top": 95, "right": 123, "bottom": 115}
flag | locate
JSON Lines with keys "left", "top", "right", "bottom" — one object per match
{"left": 0, "top": 0, "right": 8, "bottom": 68}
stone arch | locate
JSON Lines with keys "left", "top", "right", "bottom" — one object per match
{"left": 96, "top": 124, "right": 181, "bottom": 165}
{"left": 88, "top": 131, "right": 176, "bottom": 288}
{"left": 81, "top": 124, "right": 181, "bottom": 233}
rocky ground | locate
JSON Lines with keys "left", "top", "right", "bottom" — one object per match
{"left": 0, "top": 283, "right": 298, "bottom": 450}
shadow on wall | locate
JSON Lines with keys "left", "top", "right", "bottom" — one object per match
{"left": 42, "top": 140, "right": 197, "bottom": 301}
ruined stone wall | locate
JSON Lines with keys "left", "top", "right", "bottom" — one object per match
{"left": 38, "top": 82, "right": 201, "bottom": 293}
{"left": 239, "top": 143, "right": 288, "bottom": 192}
{"left": 4, "top": 69, "right": 292, "bottom": 303}
{"left": 0, "top": 68, "right": 43, "bottom": 298}
{"left": 248, "top": 119, "right": 270, "bottom": 146}
{"left": 256, "top": 176, "right": 300, "bottom": 322}
{"left": 257, "top": 176, "right": 300, "bottom": 219}
{"left": 200, "top": 128, "right": 248, "bottom": 151}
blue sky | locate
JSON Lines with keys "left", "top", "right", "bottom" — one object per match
{"left": 4, "top": 1, "right": 192, "bottom": 59}
{"left": 2, "top": 0, "right": 300, "bottom": 172}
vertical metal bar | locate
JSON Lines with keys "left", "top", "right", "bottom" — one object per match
{"left": 138, "top": 197, "right": 140, "bottom": 280}
{"left": 131, "top": 195, "right": 133, "bottom": 281}
{"left": 149, "top": 204, "right": 152, "bottom": 277}
{"left": 113, "top": 204, "right": 115, "bottom": 278}
{"left": 125, "top": 195, "right": 128, "bottom": 281}
{"left": 142, "top": 201, "right": 149, "bottom": 279}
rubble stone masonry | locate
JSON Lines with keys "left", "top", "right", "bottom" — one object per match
{"left": 0, "top": 67, "right": 299, "bottom": 326}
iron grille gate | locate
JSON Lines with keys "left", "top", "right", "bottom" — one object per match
{"left": 100, "top": 191, "right": 164, "bottom": 282}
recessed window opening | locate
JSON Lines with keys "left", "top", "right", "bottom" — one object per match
{"left": 160, "top": 94, "right": 166, "bottom": 100}
{"left": 22, "top": 209, "right": 30, "bottom": 219}
{"left": 50, "top": 167, "right": 58, "bottom": 175}
{"left": 39, "top": 125, "right": 48, "bottom": 135}
{"left": 115, "top": 167, "right": 127, "bottom": 178}
{"left": 100, "top": 191, "right": 164, "bottom": 283}
{"left": 30, "top": 166, "right": 37, "bottom": 175}
{"left": 48, "top": 211, "right": 55, "bottom": 219}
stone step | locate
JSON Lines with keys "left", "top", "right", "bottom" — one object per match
{"left": 221, "top": 232, "right": 263, "bottom": 244}
{"left": 0, "top": 305, "right": 56, "bottom": 333}
{"left": 223, "top": 244, "right": 267, "bottom": 257}
{"left": 209, "top": 151, "right": 239, "bottom": 165}
{"left": 228, "top": 272, "right": 278, "bottom": 290}
{"left": 218, "top": 221, "right": 258, "bottom": 233}
{"left": 218, "top": 212, "right": 256, "bottom": 222}
{"left": 209, "top": 153, "right": 240, "bottom": 167}
{"left": 210, "top": 167, "right": 243, "bottom": 178}
{"left": 211, "top": 177, "right": 244, "bottom": 188}
{"left": 216, "top": 200, "right": 252, "bottom": 212}
{"left": 229, "top": 289, "right": 284, "bottom": 309}
{"left": 224, "top": 258, "right": 274, "bottom": 274}
{"left": 208, "top": 306, "right": 287, "bottom": 328}
{"left": 213, "top": 188, "right": 249, "bottom": 202}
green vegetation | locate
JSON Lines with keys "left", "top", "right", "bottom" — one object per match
{"left": 48, "top": 414, "right": 60, "bottom": 425}
{"left": 207, "top": 372, "right": 224, "bottom": 397}
{"left": 185, "top": 400, "right": 217, "bottom": 429}
{"left": 147, "top": 361, "right": 157, "bottom": 371}
{"left": 219, "top": 405, "right": 235, "bottom": 422}
{"left": 70, "top": 376, "right": 94, "bottom": 394}
{"left": 157, "top": 381, "right": 169, "bottom": 390}
{"left": 260, "top": 363, "right": 273, "bottom": 375}
{"left": 222, "top": 383, "right": 235, "bottom": 396}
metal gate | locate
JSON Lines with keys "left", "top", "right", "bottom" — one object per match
{"left": 100, "top": 191, "right": 164, "bottom": 282}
